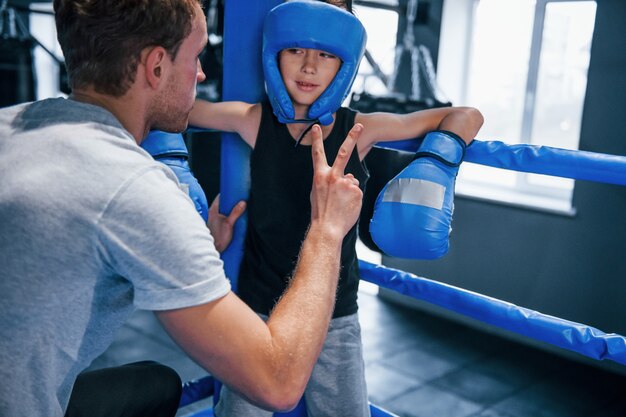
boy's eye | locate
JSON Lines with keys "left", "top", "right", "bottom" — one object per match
{"left": 320, "top": 52, "right": 338, "bottom": 59}
{"left": 287, "top": 48, "right": 304, "bottom": 54}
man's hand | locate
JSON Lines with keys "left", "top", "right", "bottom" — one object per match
{"left": 207, "top": 194, "right": 246, "bottom": 252}
{"left": 309, "top": 123, "right": 364, "bottom": 240}
{"left": 157, "top": 124, "right": 366, "bottom": 412}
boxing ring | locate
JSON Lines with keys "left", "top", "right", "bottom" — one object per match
{"left": 179, "top": 136, "right": 626, "bottom": 416}
{"left": 177, "top": 1, "right": 626, "bottom": 416}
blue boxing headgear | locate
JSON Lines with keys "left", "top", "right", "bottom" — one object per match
{"left": 263, "top": 0, "right": 367, "bottom": 126}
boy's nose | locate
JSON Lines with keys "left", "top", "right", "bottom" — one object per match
{"left": 301, "top": 51, "right": 317, "bottom": 74}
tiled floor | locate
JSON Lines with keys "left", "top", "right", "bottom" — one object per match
{"left": 88, "top": 287, "right": 626, "bottom": 417}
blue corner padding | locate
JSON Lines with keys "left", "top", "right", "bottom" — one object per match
{"left": 187, "top": 409, "right": 215, "bottom": 417}
{"left": 358, "top": 260, "right": 626, "bottom": 365}
{"left": 217, "top": 0, "right": 281, "bottom": 292}
{"left": 378, "top": 139, "right": 626, "bottom": 186}
{"left": 179, "top": 376, "right": 215, "bottom": 408}
{"left": 219, "top": 1, "right": 281, "bottom": 291}
{"left": 213, "top": 1, "right": 282, "bottom": 414}
{"left": 370, "top": 402, "right": 400, "bottom": 417}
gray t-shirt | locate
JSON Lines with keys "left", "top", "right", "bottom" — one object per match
{"left": 0, "top": 98, "right": 231, "bottom": 416}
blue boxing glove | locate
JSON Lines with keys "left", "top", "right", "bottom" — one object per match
{"left": 141, "top": 131, "right": 209, "bottom": 223}
{"left": 369, "top": 130, "right": 466, "bottom": 259}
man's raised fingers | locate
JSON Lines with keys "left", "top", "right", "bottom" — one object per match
{"left": 332, "top": 123, "right": 363, "bottom": 174}
{"left": 310, "top": 124, "right": 327, "bottom": 170}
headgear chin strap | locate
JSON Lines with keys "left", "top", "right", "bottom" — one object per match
{"left": 263, "top": 0, "right": 367, "bottom": 126}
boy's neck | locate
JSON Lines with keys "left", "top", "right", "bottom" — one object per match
{"left": 286, "top": 121, "right": 335, "bottom": 146}
{"left": 293, "top": 101, "right": 310, "bottom": 120}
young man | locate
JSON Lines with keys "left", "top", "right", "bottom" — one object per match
{"left": 0, "top": 1, "right": 364, "bottom": 416}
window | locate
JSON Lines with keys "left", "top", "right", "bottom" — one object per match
{"left": 352, "top": 1, "right": 400, "bottom": 95}
{"left": 439, "top": 0, "right": 597, "bottom": 214}
{"left": 29, "top": 3, "right": 64, "bottom": 100}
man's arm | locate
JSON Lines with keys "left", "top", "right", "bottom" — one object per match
{"left": 156, "top": 123, "right": 364, "bottom": 412}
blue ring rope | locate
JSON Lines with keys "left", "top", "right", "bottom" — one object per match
{"left": 359, "top": 260, "right": 626, "bottom": 365}
{"left": 379, "top": 139, "right": 626, "bottom": 186}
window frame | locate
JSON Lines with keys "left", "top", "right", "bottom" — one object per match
{"left": 441, "top": 0, "right": 597, "bottom": 215}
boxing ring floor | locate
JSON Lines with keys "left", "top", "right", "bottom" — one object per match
{"left": 88, "top": 286, "right": 626, "bottom": 417}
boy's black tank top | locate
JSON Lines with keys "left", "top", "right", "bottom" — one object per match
{"left": 238, "top": 101, "right": 369, "bottom": 318}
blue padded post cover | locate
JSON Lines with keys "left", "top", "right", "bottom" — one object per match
{"left": 220, "top": 1, "right": 280, "bottom": 291}
{"left": 263, "top": 0, "right": 367, "bottom": 125}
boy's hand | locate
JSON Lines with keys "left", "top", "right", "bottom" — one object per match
{"left": 309, "top": 123, "right": 364, "bottom": 240}
{"left": 370, "top": 130, "right": 464, "bottom": 259}
{"left": 208, "top": 194, "right": 247, "bottom": 253}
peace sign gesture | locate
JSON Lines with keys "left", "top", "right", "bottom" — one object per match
{"left": 309, "top": 123, "right": 364, "bottom": 241}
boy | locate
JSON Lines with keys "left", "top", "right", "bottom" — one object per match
{"left": 189, "top": 1, "right": 483, "bottom": 416}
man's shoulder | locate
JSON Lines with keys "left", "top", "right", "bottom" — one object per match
{"left": 0, "top": 100, "right": 43, "bottom": 130}
{"left": 11, "top": 97, "right": 127, "bottom": 134}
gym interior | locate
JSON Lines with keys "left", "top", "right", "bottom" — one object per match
{"left": 2, "top": 0, "right": 625, "bottom": 416}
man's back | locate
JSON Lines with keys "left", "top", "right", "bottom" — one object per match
{"left": 0, "top": 98, "right": 229, "bottom": 416}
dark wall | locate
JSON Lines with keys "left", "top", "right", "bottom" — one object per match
{"left": 0, "top": 9, "right": 36, "bottom": 107}
{"left": 384, "top": 0, "right": 626, "bottom": 357}
{"left": 394, "top": 0, "right": 443, "bottom": 64}
{"left": 390, "top": 0, "right": 444, "bottom": 96}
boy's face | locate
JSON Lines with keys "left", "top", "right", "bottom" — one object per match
{"left": 278, "top": 47, "right": 341, "bottom": 110}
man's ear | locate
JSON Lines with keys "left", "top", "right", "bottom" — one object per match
{"left": 144, "top": 46, "right": 168, "bottom": 89}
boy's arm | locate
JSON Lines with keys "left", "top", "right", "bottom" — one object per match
{"left": 207, "top": 194, "right": 246, "bottom": 253}
{"left": 189, "top": 99, "right": 262, "bottom": 148}
{"left": 156, "top": 124, "right": 364, "bottom": 412}
{"left": 355, "top": 106, "right": 483, "bottom": 160}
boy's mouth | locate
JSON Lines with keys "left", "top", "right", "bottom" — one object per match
{"left": 296, "top": 81, "right": 318, "bottom": 91}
